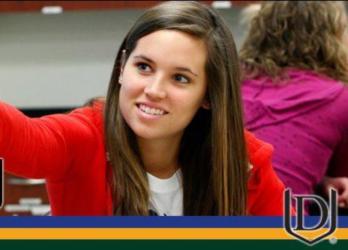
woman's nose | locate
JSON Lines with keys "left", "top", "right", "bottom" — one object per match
{"left": 144, "top": 76, "right": 167, "bottom": 100}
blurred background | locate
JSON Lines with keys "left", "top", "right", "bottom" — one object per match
{"left": 0, "top": 1, "right": 256, "bottom": 112}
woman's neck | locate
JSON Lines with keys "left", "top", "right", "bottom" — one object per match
{"left": 137, "top": 135, "right": 182, "bottom": 179}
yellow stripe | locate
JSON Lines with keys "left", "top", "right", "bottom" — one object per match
{"left": 0, "top": 228, "right": 346, "bottom": 239}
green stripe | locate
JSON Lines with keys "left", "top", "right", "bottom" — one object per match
{"left": 0, "top": 240, "right": 344, "bottom": 250}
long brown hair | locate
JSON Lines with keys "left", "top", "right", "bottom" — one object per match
{"left": 240, "top": 1, "right": 348, "bottom": 83}
{"left": 105, "top": 1, "right": 248, "bottom": 215}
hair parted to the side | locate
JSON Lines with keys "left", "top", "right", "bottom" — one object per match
{"left": 239, "top": 1, "right": 348, "bottom": 83}
{"left": 105, "top": 1, "right": 248, "bottom": 215}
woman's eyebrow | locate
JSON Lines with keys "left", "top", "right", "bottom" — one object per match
{"left": 175, "top": 67, "right": 198, "bottom": 77}
{"left": 133, "top": 55, "right": 154, "bottom": 64}
{"left": 133, "top": 54, "right": 198, "bottom": 77}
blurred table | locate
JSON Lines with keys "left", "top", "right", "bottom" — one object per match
{"left": 0, "top": 173, "right": 50, "bottom": 216}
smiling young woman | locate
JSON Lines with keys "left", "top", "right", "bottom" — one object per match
{"left": 0, "top": 1, "right": 289, "bottom": 216}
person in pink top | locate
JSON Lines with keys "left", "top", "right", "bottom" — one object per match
{"left": 240, "top": 1, "right": 348, "bottom": 212}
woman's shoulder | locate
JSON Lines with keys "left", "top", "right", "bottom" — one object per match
{"left": 69, "top": 98, "right": 105, "bottom": 130}
{"left": 244, "top": 130, "right": 282, "bottom": 191}
{"left": 244, "top": 130, "right": 273, "bottom": 171}
{"left": 243, "top": 68, "right": 345, "bottom": 85}
{"left": 245, "top": 130, "right": 288, "bottom": 215}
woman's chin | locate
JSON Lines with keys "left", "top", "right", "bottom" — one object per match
{"left": 132, "top": 127, "right": 164, "bottom": 141}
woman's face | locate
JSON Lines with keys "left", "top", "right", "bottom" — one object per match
{"left": 119, "top": 29, "right": 208, "bottom": 141}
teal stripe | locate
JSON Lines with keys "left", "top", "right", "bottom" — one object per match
{"left": 0, "top": 240, "right": 344, "bottom": 250}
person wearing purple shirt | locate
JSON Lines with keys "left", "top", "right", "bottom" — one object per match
{"left": 239, "top": 1, "right": 348, "bottom": 211}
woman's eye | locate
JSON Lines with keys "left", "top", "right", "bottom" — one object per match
{"left": 174, "top": 74, "right": 190, "bottom": 84}
{"left": 136, "top": 63, "right": 151, "bottom": 72}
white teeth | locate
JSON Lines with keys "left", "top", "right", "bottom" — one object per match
{"left": 139, "top": 104, "right": 165, "bottom": 116}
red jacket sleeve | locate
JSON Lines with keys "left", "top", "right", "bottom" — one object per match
{"left": 245, "top": 130, "right": 295, "bottom": 215}
{"left": 0, "top": 101, "right": 102, "bottom": 181}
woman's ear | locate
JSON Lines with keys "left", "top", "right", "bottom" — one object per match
{"left": 118, "top": 70, "right": 123, "bottom": 85}
{"left": 201, "top": 99, "right": 210, "bottom": 110}
{"left": 119, "top": 49, "right": 127, "bottom": 85}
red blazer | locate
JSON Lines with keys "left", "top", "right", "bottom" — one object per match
{"left": 0, "top": 101, "right": 287, "bottom": 215}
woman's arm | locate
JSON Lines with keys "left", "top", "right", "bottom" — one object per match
{"left": 0, "top": 100, "right": 100, "bottom": 180}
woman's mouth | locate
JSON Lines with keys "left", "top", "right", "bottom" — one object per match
{"left": 137, "top": 104, "right": 168, "bottom": 116}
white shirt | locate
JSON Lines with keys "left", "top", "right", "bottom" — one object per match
{"left": 147, "top": 169, "right": 183, "bottom": 216}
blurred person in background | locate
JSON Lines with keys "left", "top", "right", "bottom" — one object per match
{"left": 240, "top": 1, "right": 348, "bottom": 213}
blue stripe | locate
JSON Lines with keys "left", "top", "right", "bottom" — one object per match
{"left": 0, "top": 216, "right": 346, "bottom": 228}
